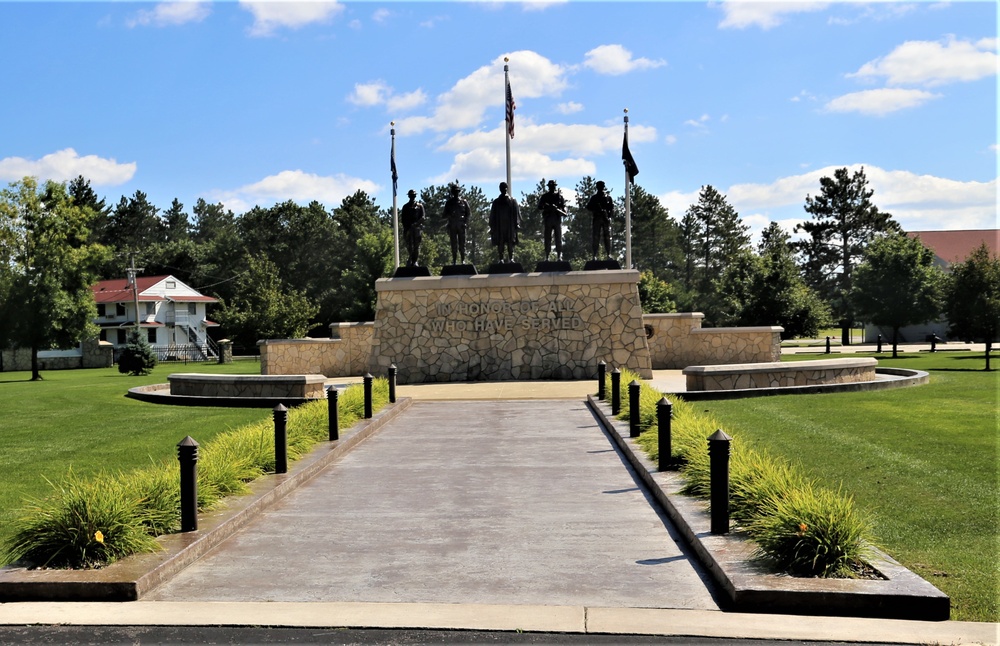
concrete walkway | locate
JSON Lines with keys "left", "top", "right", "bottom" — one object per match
{"left": 147, "top": 400, "right": 720, "bottom": 610}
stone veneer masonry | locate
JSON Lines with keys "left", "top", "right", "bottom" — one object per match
{"left": 257, "top": 285, "right": 784, "bottom": 381}
{"left": 683, "top": 357, "right": 878, "bottom": 391}
{"left": 369, "top": 270, "right": 653, "bottom": 384}
{"left": 168, "top": 373, "right": 327, "bottom": 399}
{"left": 1, "top": 339, "right": 113, "bottom": 372}
{"left": 644, "top": 313, "right": 782, "bottom": 369}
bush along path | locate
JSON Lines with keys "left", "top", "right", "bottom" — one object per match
{"left": 609, "top": 370, "right": 876, "bottom": 579}
{"left": 2, "top": 379, "right": 390, "bottom": 570}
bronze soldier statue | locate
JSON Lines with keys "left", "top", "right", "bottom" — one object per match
{"left": 537, "top": 179, "right": 567, "bottom": 261}
{"left": 489, "top": 181, "right": 520, "bottom": 263}
{"left": 442, "top": 183, "right": 471, "bottom": 265}
{"left": 400, "top": 189, "right": 424, "bottom": 267}
{"left": 586, "top": 180, "right": 614, "bottom": 260}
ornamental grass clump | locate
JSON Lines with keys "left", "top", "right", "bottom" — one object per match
{"left": 611, "top": 368, "right": 876, "bottom": 578}
{"left": 2, "top": 380, "right": 388, "bottom": 569}
{"left": 4, "top": 471, "right": 161, "bottom": 569}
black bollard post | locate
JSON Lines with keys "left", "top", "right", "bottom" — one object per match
{"left": 611, "top": 368, "right": 621, "bottom": 415}
{"left": 177, "top": 436, "right": 199, "bottom": 532}
{"left": 388, "top": 364, "right": 397, "bottom": 403}
{"left": 657, "top": 397, "right": 672, "bottom": 471}
{"left": 327, "top": 386, "right": 339, "bottom": 442}
{"left": 825, "top": 336, "right": 831, "bottom": 354}
{"left": 877, "top": 334, "right": 883, "bottom": 354}
{"left": 597, "top": 360, "right": 607, "bottom": 401}
{"left": 708, "top": 429, "right": 732, "bottom": 535}
{"left": 273, "top": 404, "right": 288, "bottom": 474}
{"left": 363, "top": 373, "right": 373, "bottom": 419}
{"left": 628, "top": 380, "right": 641, "bottom": 438}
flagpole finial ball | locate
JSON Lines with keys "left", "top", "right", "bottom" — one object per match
{"left": 391, "top": 121, "right": 395, "bottom": 126}
{"left": 624, "top": 108, "right": 629, "bottom": 113}
{"left": 504, "top": 57, "right": 509, "bottom": 62}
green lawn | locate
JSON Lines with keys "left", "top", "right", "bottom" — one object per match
{"left": 0, "top": 360, "right": 268, "bottom": 556}
{"left": 697, "top": 352, "right": 998, "bottom": 622}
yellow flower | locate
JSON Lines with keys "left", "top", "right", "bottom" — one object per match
{"left": 796, "top": 522, "right": 808, "bottom": 538}
{"left": 94, "top": 531, "right": 104, "bottom": 544}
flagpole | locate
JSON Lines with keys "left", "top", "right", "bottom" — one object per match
{"left": 624, "top": 109, "right": 632, "bottom": 270}
{"left": 504, "top": 57, "right": 512, "bottom": 193}
{"left": 391, "top": 121, "right": 400, "bottom": 270}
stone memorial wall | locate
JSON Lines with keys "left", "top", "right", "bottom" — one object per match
{"left": 369, "top": 271, "right": 653, "bottom": 383}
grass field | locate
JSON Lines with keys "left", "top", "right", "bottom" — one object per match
{"left": 698, "top": 352, "right": 998, "bottom": 622}
{"left": 0, "top": 360, "right": 268, "bottom": 557}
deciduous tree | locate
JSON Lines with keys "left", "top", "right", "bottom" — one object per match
{"left": 943, "top": 242, "right": 1000, "bottom": 370}
{"left": 851, "top": 233, "right": 944, "bottom": 358}
{"left": 0, "top": 177, "right": 108, "bottom": 380}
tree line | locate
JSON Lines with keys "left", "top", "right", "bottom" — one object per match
{"left": 1, "top": 167, "right": 997, "bottom": 378}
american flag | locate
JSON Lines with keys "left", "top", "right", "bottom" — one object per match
{"left": 505, "top": 78, "right": 516, "bottom": 139}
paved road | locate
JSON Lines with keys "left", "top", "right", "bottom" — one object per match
{"left": 147, "top": 400, "right": 720, "bottom": 610}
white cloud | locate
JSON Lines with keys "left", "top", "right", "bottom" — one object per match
{"left": 394, "top": 50, "right": 570, "bottom": 135}
{"left": 684, "top": 114, "right": 711, "bottom": 128}
{"left": 372, "top": 8, "right": 391, "bottom": 23}
{"left": 521, "top": 1, "right": 569, "bottom": 11}
{"left": 348, "top": 81, "right": 427, "bottom": 113}
{"left": 431, "top": 149, "right": 595, "bottom": 186}
{"left": 824, "top": 88, "right": 941, "bottom": 116}
{"left": 848, "top": 37, "right": 998, "bottom": 87}
{"left": 721, "top": 164, "right": 997, "bottom": 232}
{"left": 665, "top": 134, "right": 678, "bottom": 145}
{"left": 127, "top": 1, "right": 210, "bottom": 28}
{"left": 240, "top": 1, "right": 344, "bottom": 37}
{"left": 716, "top": 2, "right": 830, "bottom": 30}
{"left": 583, "top": 44, "right": 666, "bottom": 76}
{"left": 556, "top": 101, "right": 584, "bottom": 115}
{"left": 210, "top": 169, "right": 379, "bottom": 212}
{"left": 0, "top": 149, "right": 136, "bottom": 185}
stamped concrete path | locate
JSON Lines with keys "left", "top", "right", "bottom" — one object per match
{"left": 147, "top": 400, "right": 721, "bottom": 610}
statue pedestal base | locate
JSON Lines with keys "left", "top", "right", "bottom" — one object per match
{"left": 393, "top": 266, "right": 432, "bottom": 278}
{"left": 370, "top": 270, "right": 653, "bottom": 383}
{"left": 584, "top": 259, "right": 622, "bottom": 271}
{"left": 486, "top": 262, "right": 525, "bottom": 274}
{"left": 535, "top": 260, "right": 572, "bottom": 273}
{"left": 441, "top": 264, "right": 478, "bottom": 276}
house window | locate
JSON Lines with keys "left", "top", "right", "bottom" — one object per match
{"left": 147, "top": 328, "right": 157, "bottom": 344}
{"left": 166, "top": 280, "right": 176, "bottom": 289}
{"left": 116, "top": 303, "right": 126, "bottom": 316}
{"left": 99, "top": 329, "right": 107, "bottom": 342}
{"left": 145, "top": 302, "right": 155, "bottom": 317}
{"left": 117, "top": 329, "right": 127, "bottom": 345}
{"left": 96, "top": 304, "right": 106, "bottom": 317}
{"left": 188, "top": 303, "right": 197, "bottom": 315}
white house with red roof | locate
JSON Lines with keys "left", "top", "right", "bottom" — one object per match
{"left": 91, "top": 275, "right": 220, "bottom": 361}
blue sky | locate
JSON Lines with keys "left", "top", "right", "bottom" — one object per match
{"left": 1, "top": 1, "right": 996, "bottom": 241}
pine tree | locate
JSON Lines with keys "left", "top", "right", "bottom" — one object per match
{"left": 618, "top": 183, "right": 680, "bottom": 280}
{"left": 794, "top": 167, "right": 900, "bottom": 344}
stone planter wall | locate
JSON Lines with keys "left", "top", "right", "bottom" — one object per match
{"left": 369, "top": 271, "right": 652, "bottom": 384}
{"left": 168, "top": 373, "right": 327, "bottom": 399}
{"left": 1, "top": 339, "right": 113, "bottom": 372}
{"left": 683, "top": 358, "right": 878, "bottom": 392}
{"left": 644, "top": 313, "right": 781, "bottom": 369}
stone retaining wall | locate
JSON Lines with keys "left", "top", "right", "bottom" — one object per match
{"left": 644, "top": 313, "right": 781, "bottom": 369}
{"left": 683, "top": 357, "right": 878, "bottom": 392}
{"left": 259, "top": 323, "right": 374, "bottom": 378}
{"left": 369, "top": 271, "right": 652, "bottom": 383}
{"left": 168, "top": 373, "right": 327, "bottom": 399}
{"left": 1, "top": 339, "right": 113, "bottom": 372}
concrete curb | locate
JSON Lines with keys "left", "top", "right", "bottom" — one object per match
{"left": 0, "top": 397, "right": 413, "bottom": 601}
{"left": 585, "top": 394, "right": 951, "bottom": 621}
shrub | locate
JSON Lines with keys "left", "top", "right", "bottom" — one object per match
{"left": 610, "top": 368, "right": 875, "bottom": 578}
{"left": 118, "top": 330, "right": 158, "bottom": 376}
